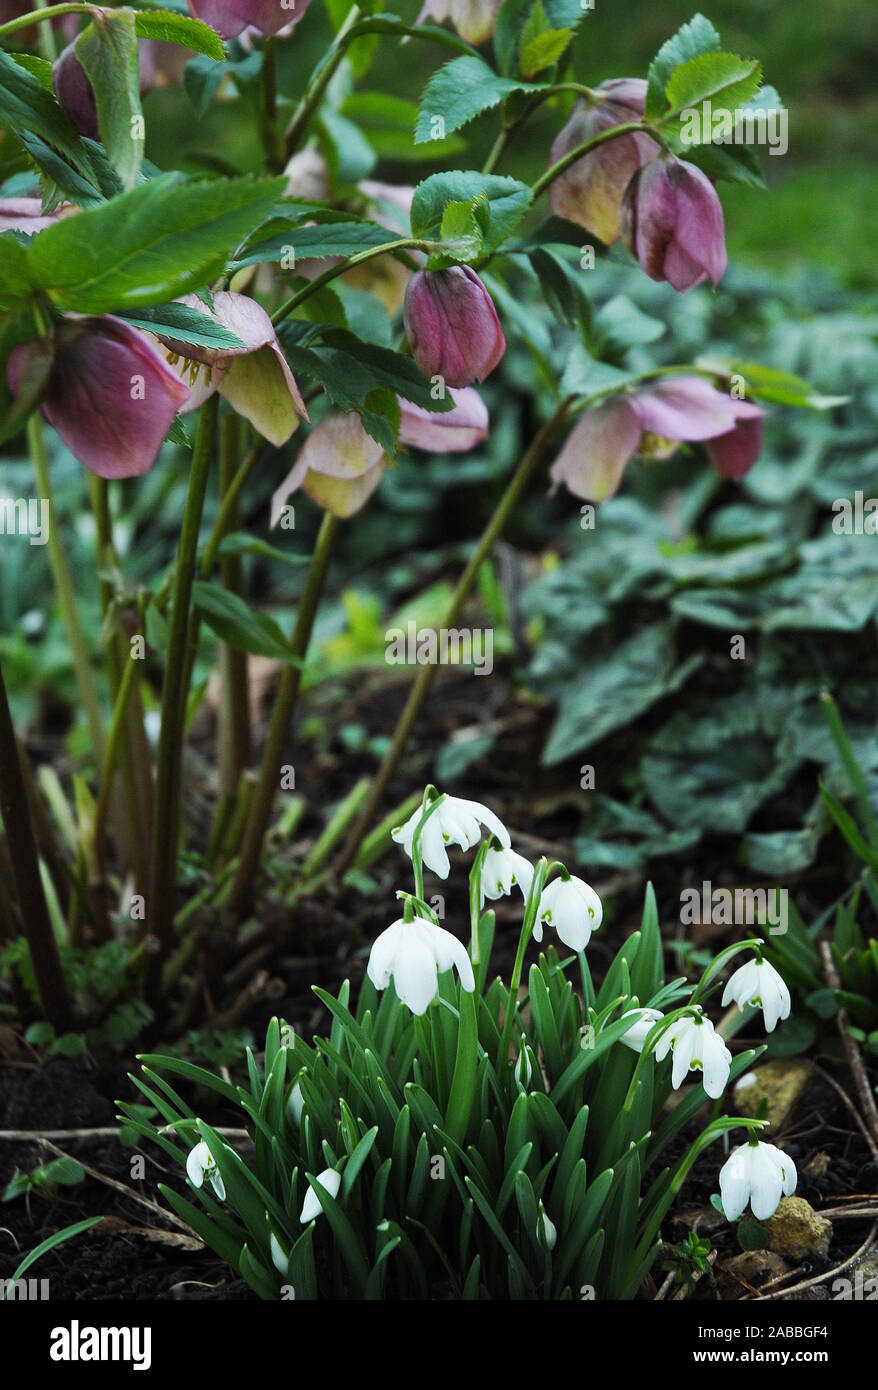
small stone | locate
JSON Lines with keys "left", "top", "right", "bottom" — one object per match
{"left": 732, "top": 1058, "right": 812, "bottom": 1133}
{"left": 717, "top": 1249, "right": 789, "bottom": 1297}
{"left": 764, "top": 1197, "right": 832, "bottom": 1259}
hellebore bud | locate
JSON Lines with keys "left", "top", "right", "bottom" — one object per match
{"left": 403, "top": 267, "right": 505, "bottom": 389}
{"left": 621, "top": 154, "right": 728, "bottom": 292}
{"left": 52, "top": 42, "right": 99, "bottom": 140}
{"left": 548, "top": 79, "right": 659, "bottom": 244}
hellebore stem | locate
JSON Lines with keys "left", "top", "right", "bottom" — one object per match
{"left": 283, "top": 3, "right": 363, "bottom": 158}
{"left": 531, "top": 120, "right": 655, "bottom": 200}
{"left": 213, "top": 415, "right": 252, "bottom": 846}
{"left": 0, "top": 1, "right": 93, "bottom": 41}
{"left": 146, "top": 394, "right": 220, "bottom": 1005}
{"left": 225, "top": 509, "right": 341, "bottom": 916}
{"left": 93, "top": 646, "right": 139, "bottom": 891}
{"left": 28, "top": 415, "right": 106, "bottom": 763}
{"left": 332, "top": 402, "right": 572, "bottom": 880}
{"left": 271, "top": 238, "right": 432, "bottom": 327}
{"left": 0, "top": 657, "right": 71, "bottom": 1031}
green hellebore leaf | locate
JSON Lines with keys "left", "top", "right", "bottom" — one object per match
{"left": 133, "top": 9, "right": 225, "bottom": 61}
{"left": 75, "top": 8, "right": 143, "bottom": 192}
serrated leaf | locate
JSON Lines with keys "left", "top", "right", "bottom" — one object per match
{"left": 75, "top": 9, "right": 143, "bottom": 191}
{"left": 645, "top": 13, "right": 722, "bottom": 119}
{"left": 0, "top": 47, "right": 97, "bottom": 183}
{"left": 519, "top": 27, "right": 571, "bottom": 79}
{"left": 411, "top": 171, "right": 532, "bottom": 255}
{"left": 414, "top": 56, "right": 541, "bottom": 142}
{"left": 134, "top": 9, "right": 225, "bottom": 60}
{"left": 663, "top": 52, "right": 762, "bottom": 122}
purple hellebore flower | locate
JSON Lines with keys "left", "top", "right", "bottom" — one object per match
{"left": 7, "top": 316, "right": 190, "bottom": 479}
{"left": 548, "top": 79, "right": 660, "bottom": 245}
{"left": 156, "top": 292, "right": 308, "bottom": 447}
{"left": 403, "top": 267, "right": 506, "bottom": 390}
{"left": 397, "top": 387, "right": 488, "bottom": 452}
{"left": 270, "top": 411, "right": 387, "bottom": 521}
{"left": 621, "top": 154, "right": 728, "bottom": 292}
{"left": 187, "top": 0, "right": 314, "bottom": 41}
{"left": 549, "top": 376, "right": 766, "bottom": 501}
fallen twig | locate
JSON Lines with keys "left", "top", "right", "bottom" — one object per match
{"left": 820, "top": 941, "right": 878, "bottom": 1163}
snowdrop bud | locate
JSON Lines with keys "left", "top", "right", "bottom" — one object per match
{"left": 621, "top": 153, "right": 727, "bottom": 292}
{"left": 481, "top": 846, "right": 534, "bottom": 906}
{"left": 515, "top": 1035, "right": 532, "bottom": 1091}
{"left": 299, "top": 1167, "right": 342, "bottom": 1223}
{"left": 721, "top": 955, "right": 791, "bottom": 1033}
{"left": 270, "top": 1230, "right": 289, "bottom": 1277}
{"left": 286, "top": 1080, "right": 304, "bottom": 1125}
{"left": 403, "top": 267, "right": 506, "bottom": 388}
{"left": 719, "top": 1139, "right": 797, "bottom": 1222}
{"left": 536, "top": 1202, "right": 557, "bottom": 1251}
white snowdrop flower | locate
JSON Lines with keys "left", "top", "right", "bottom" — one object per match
{"left": 286, "top": 1080, "right": 304, "bottom": 1125}
{"left": 535, "top": 875, "right": 602, "bottom": 950}
{"left": 392, "top": 794, "right": 510, "bottom": 879}
{"left": 481, "top": 846, "right": 534, "bottom": 905}
{"left": 536, "top": 1202, "right": 557, "bottom": 1251}
{"left": 367, "top": 912, "right": 475, "bottom": 1015}
{"left": 619, "top": 1007, "right": 664, "bottom": 1053}
{"left": 186, "top": 1140, "right": 226, "bottom": 1201}
{"left": 719, "top": 1140, "right": 797, "bottom": 1221}
{"left": 300, "top": 1167, "right": 342, "bottom": 1223}
{"left": 653, "top": 1009, "right": 732, "bottom": 1099}
{"left": 721, "top": 956, "right": 791, "bottom": 1033}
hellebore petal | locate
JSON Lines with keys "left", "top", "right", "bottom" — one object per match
{"left": 397, "top": 387, "right": 488, "bottom": 453}
{"left": 299, "top": 1166, "right": 341, "bottom": 1223}
{"left": 188, "top": 0, "right": 313, "bottom": 40}
{"left": 283, "top": 146, "right": 331, "bottom": 202}
{"left": 622, "top": 155, "right": 727, "bottom": 292}
{"left": 404, "top": 267, "right": 505, "bottom": 389}
{"left": 416, "top": 0, "right": 502, "bottom": 45}
{"left": 159, "top": 292, "right": 308, "bottom": 446}
{"left": 8, "top": 316, "right": 189, "bottom": 479}
{"left": 548, "top": 82, "right": 658, "bottom": 245}
{"left": 706, "top": 405, "right": 766, "bottom": 480}
{"left": 630, "top": 376, "right": 739, "bottom": 441}
{"left": 0, "top": 198, "right": 69, "bottom": 235}
{"left": 271, "top": 411, "right": 387, "bottom": 521}
{"left": 549, "top": 397, "right": 642, "bottom": 501}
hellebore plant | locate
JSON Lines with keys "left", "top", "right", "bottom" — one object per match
{"left": 120, "top": 787, "right": 795, "bottom": 1300}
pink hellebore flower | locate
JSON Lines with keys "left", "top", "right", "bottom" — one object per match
{"left": 0, "top": 199, "right": 70, "bottom": 235}
{"left": 549, "top": 376, "right": 766, "bottom": 502}
{"left": 404, "top": 267, "right": 505, "bottom": 389}
{"left": 187, "top": 0, "right": 313, "bottom": 40}
{"left": 622, "top": 154, "right": 728, "bottom": 292}
{"left": 7, "top": 316, "right": 189, "bottom": 478}
{"left": 157, "top": 292, "right": 308, "bottom": 448}
{"left": 271, "top": 411, "right": 387, "bottom": 521}
{"left": 548, "top": 79, "right": 659, "bottom": 245}
{"left": 397, "top": 387, "right": 488, "bottom": 452}
{"left": 415, "top": 0, "right": 502, "bottom": 45}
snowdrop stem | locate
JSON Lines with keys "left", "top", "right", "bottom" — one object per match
{"left": 496, "top": 857, "right": 550, "bottom": 1073}
{"left": 469, "top": 841, "right": 490, "bottom": 965}
{"left": 408, "top": 791, "right": 444, "bottom": 901}
{"left": 690, "top": 937, "right": 761, "bottom": 1007}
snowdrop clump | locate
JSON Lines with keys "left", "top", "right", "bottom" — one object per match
{"left": 126, "top": 786, "right": 796, "bottom": 1300}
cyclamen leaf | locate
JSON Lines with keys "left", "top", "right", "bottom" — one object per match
{"left": 75, "top": 9, "right": 143, "bottom": 191}
{"left": 414, "top": 57, "right": 542, "bottom": 143}
{"left": 26, "top": 173, "right": 285, "bottom": 312}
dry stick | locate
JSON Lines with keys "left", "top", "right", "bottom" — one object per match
{"left": 745, "top": 1222, "right": 878, "bottom": 1302}
{"left": 819, "top": 941, "right": 878, "bottom": 1162}
{"left": 332, "top": 403, "right": 571, "bottom": 879}
{"left": 0, "top": 660, "right": 71, "bottom": 1030}
{"left": 810, "top": 1062, "right": 878, "bottom": 1165}
{"left": 0, "top": 1127, "right": 248, "bottom": 1141}
{"left": 226, "top": 510, "right": 341, "bottom": 916}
